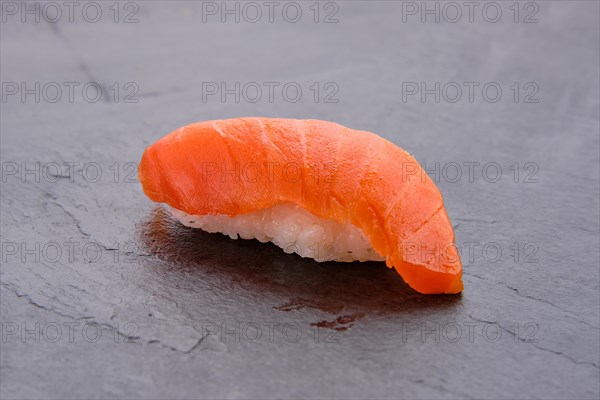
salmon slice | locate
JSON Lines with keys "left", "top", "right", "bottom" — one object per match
{"left": 139, "top": 117, "right": 463, "bottom": 294}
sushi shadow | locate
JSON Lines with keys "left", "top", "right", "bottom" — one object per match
{"left": 138, "top": 206, "right": 462, "bottom": 316}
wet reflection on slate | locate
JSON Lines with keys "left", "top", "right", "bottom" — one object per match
{"left": 138, "top": 205, "right": 462, "bottom": 324}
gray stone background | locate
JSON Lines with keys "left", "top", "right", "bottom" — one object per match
{"left": 1, "top": 1, "right": 599, "bottom": 398}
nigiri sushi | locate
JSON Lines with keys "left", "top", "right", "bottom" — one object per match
{"left": 139, "top": 117, "right": 462, "bottom": 294}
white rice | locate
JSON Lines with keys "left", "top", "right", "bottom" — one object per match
{"left": 169, "top": 203, "right": 385, "bottom": 262}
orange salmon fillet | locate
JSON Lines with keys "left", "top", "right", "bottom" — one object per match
{"left": 139, "top": 117, "right": 463, "bottom": 294}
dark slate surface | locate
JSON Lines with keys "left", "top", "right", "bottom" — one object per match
{"left": 1, "top": 1, "right": 599, "bottom": 399}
